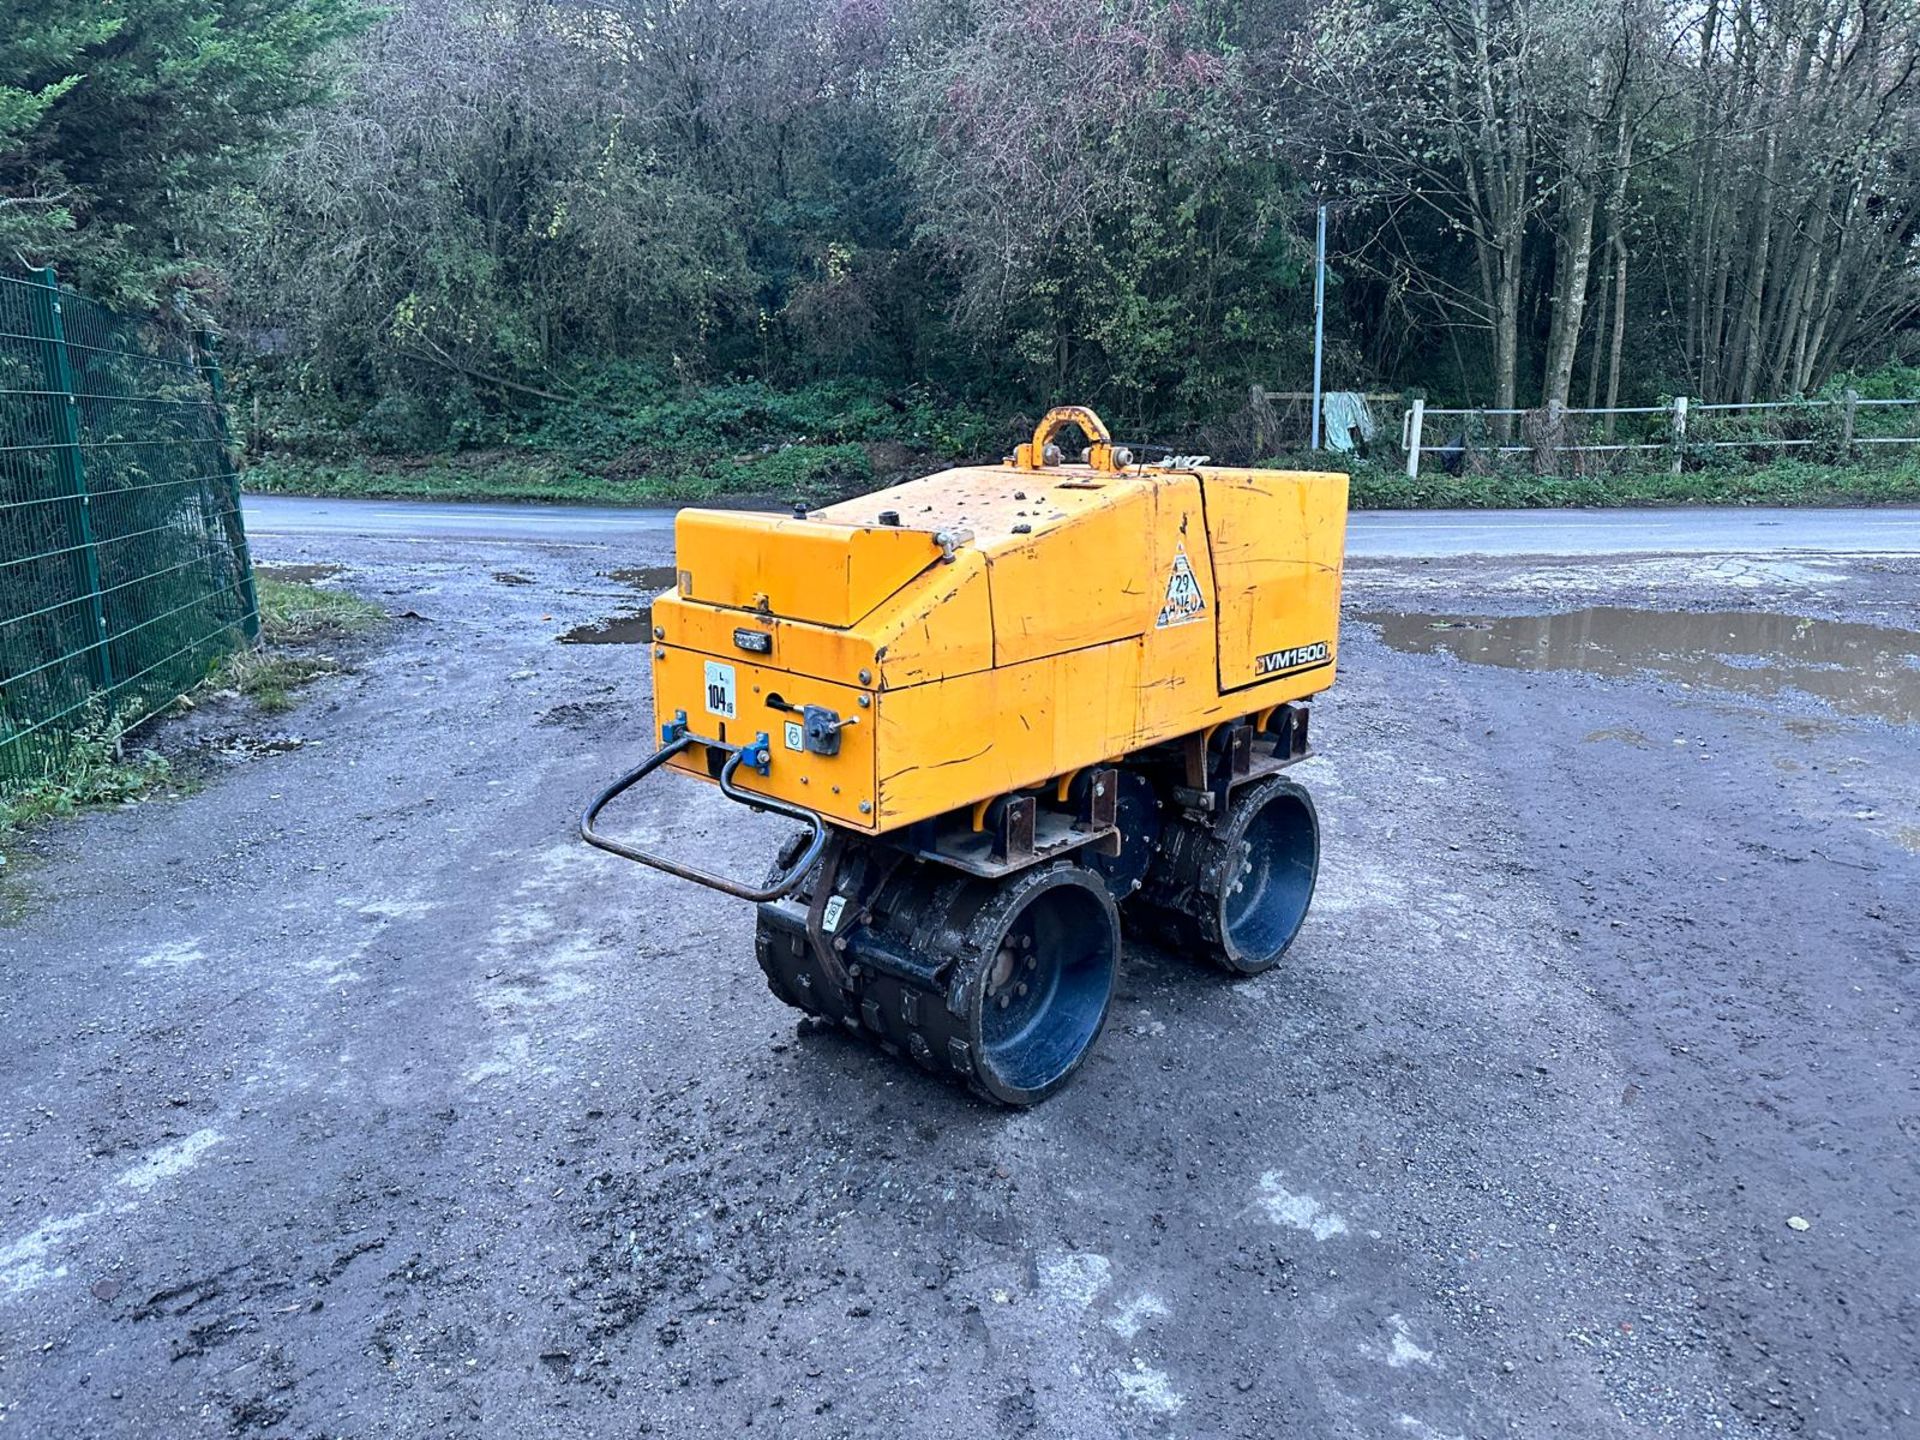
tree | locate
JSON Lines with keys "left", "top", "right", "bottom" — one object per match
{"left": 0, "top": 0, "right": 375, "bottom": 304}
{"left": 0, "top": 4, "right": 120, "bottom": 266}
{"left": 1289, "top": 0, "right": 1570, "bottom": 424}
{"left": 891, "top": 0, "right": 1308, "bottom": 424}
{"left": 1683, "top": 0, "right": 1920, "bottom": 401}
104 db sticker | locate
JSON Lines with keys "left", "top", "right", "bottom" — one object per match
{"left": 703, "top": 660, "right": 737, "bottom": 719}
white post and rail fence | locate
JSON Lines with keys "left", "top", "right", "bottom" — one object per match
{"left": 1397, "top": 391, "right": 1920, "bottom": 479}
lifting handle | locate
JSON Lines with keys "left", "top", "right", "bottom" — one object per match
{"left": 1013, "top": 405, "right": 1127, "bottom": 472}
{"left": 581, "top": 733, "right": 829, "bottom": 902}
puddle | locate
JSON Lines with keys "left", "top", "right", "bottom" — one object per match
{"left": 564, "top": 569, "right": 673, "bottom": 642}
{"left": 558, "top": 613, "right": 652, "bottom": 645}
{"left": 1361, "top": 607, "right": 1920, "bottom": 725}
{"left": 606, "top": 566, "right": 676, "bottom": 592}
{"left": 1583, "top": 726, "right": 1650, "bottom": 747}
{"left": 256, "top": 563, "right": 342, "bottom": 584}
{"left": 209, "top": 735, "right": 311, "bottom": 759}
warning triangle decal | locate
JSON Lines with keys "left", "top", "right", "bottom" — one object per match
{"left": 1155, "top": 547, "right": 1207, "bottom": 628}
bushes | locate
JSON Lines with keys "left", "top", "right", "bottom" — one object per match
{"left": 241, "top": 377, "right": 1002, "bottom": 504}
{"left": 0, "top": 704, "right": 170, "bottom": 835}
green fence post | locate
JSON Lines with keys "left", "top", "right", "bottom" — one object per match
{"left": 193, "top": 330, "right": 260, "bottom": 642}
{"left": 33, "top": 265, "right": 114, "bottom": 690}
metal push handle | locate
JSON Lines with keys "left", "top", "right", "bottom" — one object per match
{"left": 581, "top": 733, "right": 829, "bottom": 902}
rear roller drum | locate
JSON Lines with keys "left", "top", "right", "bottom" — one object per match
{"left": 1130, "top": 775, "right": 1320, "bottom": 976}
{"left": 756, "top": 846, "right": 1120, "bottom": 1106}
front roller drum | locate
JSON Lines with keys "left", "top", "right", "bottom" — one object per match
{"left": 756, "top": 852, "right": 1120, "bottom": 1106}
{"left": 1130, "top": 774, "right": 1320, "bottom": 976}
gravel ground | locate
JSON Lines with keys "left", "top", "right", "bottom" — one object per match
{"left": 1, "top": 532, "right": 1915, "bottom": 1439}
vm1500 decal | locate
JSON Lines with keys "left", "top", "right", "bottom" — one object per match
{"left": 1254, "top": 640, "right": 1332, "bottom": 677}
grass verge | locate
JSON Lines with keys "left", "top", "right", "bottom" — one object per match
{"left": 239, "top": 377, "right": 1002, "bottom": 508}
{"left": 1, "top": 576, "right": 386, "bottom": 847}
{"left": 0, "top": 707, "right": 172, "bottom": 834}
{"left": 243, "top": 444, "right": 884, "bottom": 508}
{"left": 247, "top": 447, "right": 1920, "bottom": 512}
{"left": 221, "top": 576, "right": 386, "bottom": 713}
{"left": 1331, "top": 455, "right": 1920, "bottom": 509}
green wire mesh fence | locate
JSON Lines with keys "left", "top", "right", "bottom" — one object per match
{"left": 1, "top": 267, "right": 257, "bottom": 791}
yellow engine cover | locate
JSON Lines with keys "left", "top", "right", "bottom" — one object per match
{"left": 649, "top": 425, "right": 1348, "bottom": 834}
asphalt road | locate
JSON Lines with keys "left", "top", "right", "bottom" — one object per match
{"left": 2, "top": 536, "right": 1916, "bottom": 1438}
{"left": 241, "top": 493, "right": 1920, "bottom": 558}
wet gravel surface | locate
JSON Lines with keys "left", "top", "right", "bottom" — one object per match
{"left": 1, "top": 535, "right": 1916, "bottom": 1439}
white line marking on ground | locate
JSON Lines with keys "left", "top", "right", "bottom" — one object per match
{"left": 114, "top": 1129, "right": 223, "bottom": 1193}
{"left": 0, "top": 1128, "right": 227, "bottom": 1300}
{"left": 0, "top": 1212, "right": 98, "bottom": 1297}
{"left": 134, "top": 939, "right": 204, "bottom": 969}
{"left": 1396, "top": 1415, "right": 1465, "bottom": 1440}
{"left": 351, "top": 898, "right": 437, "bottom": 920}
{"left": 1382, "top": 1314, "right": 1438, "bottom": 1369}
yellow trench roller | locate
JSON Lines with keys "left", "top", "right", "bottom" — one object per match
{"left": 584, "top": 406, "right": 1348, "bottom": 1104}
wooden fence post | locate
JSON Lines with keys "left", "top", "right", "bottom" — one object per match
{"left": 1671, "top": 395, "right": 1689, "bottom": 474}
{"left": 1841, "top": 388, "right": 1859, "bottom": 453}
{"left": 1405, "top": 398, "right": 1425, "bottom": 479}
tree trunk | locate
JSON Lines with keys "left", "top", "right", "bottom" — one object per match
{"left": 1603, "top": 231, "right": 1630, "bottom": 436}
{"left": 1685, "top": 0, "right": 1722, "bottom": 386}
{"left": 1732, "top": 27, "right": 1816, "bottom": 402}
{"left": 1461, "top": 0, "right": 1530, "bottom": 439}
{"left": 1600, "top": 116, "right": 1634, "bottom": 438}
{"left": 1536, "top": 53, "right": 1612, "bottom": 414}
{"left": 1541, "top": 55, "right": 1613, "bottom": 414}
{"left": 1585, "top": 249, "right": 1609, "bottom": 410}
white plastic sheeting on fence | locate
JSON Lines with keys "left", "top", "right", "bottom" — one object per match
{"left": 1320, "top": 392, "right": 1379, "bottom": 453}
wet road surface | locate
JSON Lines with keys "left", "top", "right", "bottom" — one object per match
{"left": 241, "top": 493, "right": 1920, "bottom": 558}
{"left": 1, "top": 538, "right": 1916, "bottom": 1438}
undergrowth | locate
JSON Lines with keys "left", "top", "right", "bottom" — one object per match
{"left": 244, "top": 374, "right": 1920, "bottom": 509}
{"left": 1, "top": 576, "right": 386, "bottom": 846}
{"left": 244, "top": 377, "right": 1006, "bottom": 507}
{"left": 1263, "top": 452, "right": 1920, "bottom": 510}
{"left": 0, "top": 706, "right": 171, "bottom": 835}
{"left": 220, "top": 577, "right": 385, "bottom": 713}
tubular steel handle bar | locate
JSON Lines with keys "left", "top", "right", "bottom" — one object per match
{"left": 580, "top": 734, "right": 829, "bottom": 902}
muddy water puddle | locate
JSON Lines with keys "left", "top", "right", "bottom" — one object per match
{"left": 1362, "top": 607, "right": 1920, "bottom": 725}
{"left": 256, "top": 563, "right": 343, "bottom": 584}
{"left": 606, "top": 566, "right": 676, "bottom": 592}
{"left": 559, "top": 568, "right": 676, "bottom": 643}
{"left": 559, "top": 613, "right": 653, "bottom": 645}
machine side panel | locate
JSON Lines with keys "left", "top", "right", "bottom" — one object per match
{"left": 1127, "top": 476, "right": 1224, "bottom": 747}
{"left": 986, "top": 486, "right": 1159, "bottom": 667}
{"left": 873, "top": 548, "right": 997, "bottom": 687}
{"left": 873, "top": 640, "right": 1334, "bottom": 829}
{"left": 674, "top": 510, "right": 942, "bottom": 627}
{"left": 651, "top": 648, "right": 879, "bottom": 831}
{"left": 652, "top": 549, "right": 995, "bottom": 690}
{"left": 873, "top": 643, "right": 1141, "bottom": 827}
{"left": 1198, "top": 469, "right": 1348, "bottom": 693}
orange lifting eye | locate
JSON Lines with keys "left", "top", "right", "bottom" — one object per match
{"left": 1012, "top": 405, "right": 1131, "bottom": 473}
